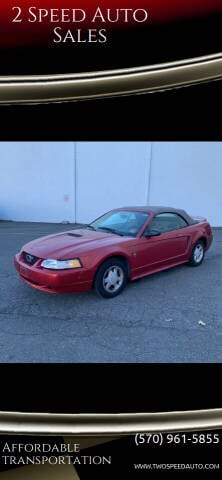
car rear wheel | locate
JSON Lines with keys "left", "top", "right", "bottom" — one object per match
{"left": 189, "top": 240, "right": 205, "bottom": 266}
{"left": 94, "top": 258, "right": 128, "bottom": 298}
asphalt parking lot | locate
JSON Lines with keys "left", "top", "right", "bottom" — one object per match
{"left": 0, "top": 221, "right": 222, "bottom": 363}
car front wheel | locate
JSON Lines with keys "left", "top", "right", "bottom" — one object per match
{"left": 189, "top": 240, "right": 205, "bottom": 266}
{"left": 94, "top": 258, "right": 128, "bottom": 298}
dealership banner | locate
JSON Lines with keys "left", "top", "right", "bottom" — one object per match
{"left": 0, "top": 364, "right": 222, "bottom": 477}
{"left": 0, "top": 432, "right": 222, "bottom": 477}
{"left": 0, "top": 1, "right": 221, "bottom": 102}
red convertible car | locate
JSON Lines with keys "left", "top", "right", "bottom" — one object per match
{"left": 14, "top": 206, "right": 213, "bottom": 298}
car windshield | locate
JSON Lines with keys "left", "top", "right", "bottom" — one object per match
{"left": 89, "top": 210, "right": 150, "bottom": 237}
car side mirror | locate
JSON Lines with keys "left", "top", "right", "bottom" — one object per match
{"left": 144, "top": 229, "right": 161, "bottom": 238}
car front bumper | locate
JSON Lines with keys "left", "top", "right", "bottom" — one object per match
{"left": 14, "top": 253, "right": 93, "bottom": 294}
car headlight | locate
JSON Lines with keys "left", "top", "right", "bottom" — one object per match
{"left": 41, "top": 259, "right": 82, "bottom": 270}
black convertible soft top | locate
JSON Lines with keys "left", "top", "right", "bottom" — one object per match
{"left": 118, "top": 206, "right": 197, "bottom": 226}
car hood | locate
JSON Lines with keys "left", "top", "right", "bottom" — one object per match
{"left": 22, "top": 228, "right": 129, "bottom": 259}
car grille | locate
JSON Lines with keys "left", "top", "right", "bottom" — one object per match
{"left": 23, "top": 252, "right": 39, "bottom": 265}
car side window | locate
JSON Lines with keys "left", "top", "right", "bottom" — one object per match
{"left": 146, "top": 213, "right": 188, "bottom": 234}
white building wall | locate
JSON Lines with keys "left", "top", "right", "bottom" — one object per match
{"left": 0, "top": 141, "right": 222, "bottom": 226}
{"left": 0, "top": 142, "right": 75, "bottom": 223}
{"left": 149, "top": 142, "right": 222, "bottom": 226}
{"left": 76, "top": 142, "right": 151, "bottom": 223}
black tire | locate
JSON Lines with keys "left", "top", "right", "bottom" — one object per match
{"left": 94, "top": 258, "right": 128, "bottom": 298}
{"left": 189, "top": 240, "right": 205, "bottom": 266}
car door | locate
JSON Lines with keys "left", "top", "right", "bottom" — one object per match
{"left": 130, "top": 213, "right": 192, "bottom": 277}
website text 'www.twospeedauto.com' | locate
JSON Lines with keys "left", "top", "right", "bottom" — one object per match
{"left": 133, "top": 463, "right": 220, "bottom": 471}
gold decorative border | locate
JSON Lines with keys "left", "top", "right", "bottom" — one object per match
{"left": 1, "top": 409, "right": 222, "bottom": 435}
{"left": 0, "top": 53, "right": 221, "bottom": 104}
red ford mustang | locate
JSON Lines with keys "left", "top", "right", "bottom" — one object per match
{"left": 14, "top": 206, "right": 213, "bottom": 298}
